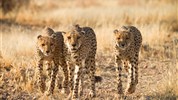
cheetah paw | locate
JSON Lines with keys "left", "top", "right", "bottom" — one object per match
{"left": 72, "top": 98, "right": 79, "bottom": 100}
{"left": 118, "top": 90, "right": 123, "bottom": 94}
{"left": 61, "top": 88, "right": 70, "bottom": 94}
{"left": 67, "top": 92, "right": 80, "bottom": 100}
{"left": 66, "top": 92, "right": 72, "bottom": 100}
{"left": 89, "top": 91, "right": 96, "bottom": 98}
{"left": 71, "top": 96, "right": 80, "bottom": 100}
{"left": 117, "top": 94, "right": 126, "bottom": 100}
{"left": 44, "top": 91, "right": 51, "bottom": 96}
{"left": 79, "top": 91, "right": 83, "bottom": 96}
{"left": 125, "top": 85, "right": 136, "bottom": 94}
{"left": 135, "top": 80, "right": 138, "bottom": 85}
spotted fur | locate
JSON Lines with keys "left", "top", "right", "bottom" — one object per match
{"left": 36, "top": 27, "right": 69, "bottom": 95}
{"left": 62, "top": 24, "right": 97, "bottom": 99}
{"left": 114, "top": 26, "right": 142, "bottom": 95}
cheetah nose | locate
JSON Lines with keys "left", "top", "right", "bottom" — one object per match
{"left": 46, "top": 51, "right": 50, "bottom": 54}
{"left": 72, "top": 44, "right": 76, "bottom": 47}
{"left": 121, "top": 44, "right": 125, "bottom": 47}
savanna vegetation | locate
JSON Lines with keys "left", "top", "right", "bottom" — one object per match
{"left": 0, "top": 0, "right": 177, "bottom": 99}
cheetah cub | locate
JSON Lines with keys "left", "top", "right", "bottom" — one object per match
{"left": 62, "top": 24, "right": 97, "bottom": 99}
{"left": 113, "top": 26, "right": 142, "bottom": 95}
{"left": 36, "top": 27, "right": 69, "bottom": 95}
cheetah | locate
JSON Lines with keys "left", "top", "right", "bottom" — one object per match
{"left": 62, "top": 24, "right": 97, "bottom": 99}
{"left": 113, "top": 26, "right": 142, "bottom": 95}
{"left": 36, "top": 27, "right": 69, "bottom": 95}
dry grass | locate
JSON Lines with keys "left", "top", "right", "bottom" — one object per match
{"left": 0, "top": 0, "right": 178, "bottom": 100}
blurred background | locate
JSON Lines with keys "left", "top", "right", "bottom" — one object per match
{"left": 0, "top": 0, "right": 178, "bottom": 100}
{"left": 1, "top": 0, "right": 177, "bottom": 56}
{"left": 1, "top": 0, "right": 178, "bottom": 28}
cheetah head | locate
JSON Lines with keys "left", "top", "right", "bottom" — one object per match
{"left": 62, "top": 24, "right": 84, "bottom": 53}
{"left": 37, "top": 34, "right": 56, "bottom": 56}
{"left": 114, "top": 27, "right": 133, "bottom": 50}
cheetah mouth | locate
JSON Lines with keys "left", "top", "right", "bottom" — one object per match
{"left": 44, "top": 53, "right": 53, "bottom": 57}
{"left": 71, "top": 48, "right": 77, "bottom": 50}
{"left": 71, "top": 48, "right": 78, "bottom": 52}
{"left": 44, "top": 53, "right": 50, "bottom": 56}
{"left": 116, "top": 44, "right": 126, "bottom": 50}
{"left": 43, "top": 51, "right": 54, "bottom": 56}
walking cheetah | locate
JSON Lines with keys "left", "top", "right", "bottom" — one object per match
{"left": 36, "top": 27, "right": 69, "bottom": 95}
{"left": 113, "top": 26, "right": 142, "bottom": 95}
{"left": 62, "top": 24, "right": 97, "bottom": 99}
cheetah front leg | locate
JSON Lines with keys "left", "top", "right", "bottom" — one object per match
{"left": 45, "top": 60, "right": 59, "bottom": 96}
{"left": 46, "top": 61, "right": 52, "bottom": 78}
{"left": 79, "top": 68, "right": 84, "bottom": 96}
{"left": 125, "top": 58, "right": 137, "bottom": 94}
{"left": 115, "top": 56, "right": 123, "bottom": 95}
{"left": 67, "top": 63, "right": 75, "bottom": 99}
{"left": 37, "top": 59, "right": 46, "bottom": 93}
{"left": 72, "top": 62, "right": 82, "bottom": 99}
{"left": 123, "top": 61, "right": 129, "bottom": 73}
{"left": 78, "top": 59, "right": 89, "bottom": 97}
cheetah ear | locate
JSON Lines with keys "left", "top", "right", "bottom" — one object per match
{"left": 45, "top": 27, "right": 54, "bottom": 36}
{"left": 114, "top": 29, "right": 118, "bottom": 34}
{"left": 127, "top": 28, "right": 132, "bottom": 33}
{"left": 74, "top": 24, "right": 82, "bottom": 32}
{"left": 51, "top": 33, "right": 56, "bottom": 39}
{"left": 61, "top": 31, "right": 66, "bottom": 36}
{"left": 81, "top": 30, "right": 85, "bottom": 35}
{"left": 37, "top": 35, "right": 42, "bottom": 39}
{"left": 121, "top": 26, "right": 131, "bottom": 33}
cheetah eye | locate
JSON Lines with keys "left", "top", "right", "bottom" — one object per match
{"left": 50, "top": 43, "right": 54, "bottom": 46}
{"left": 77, "top": 36, "right": 80, "bottom": 39}
{"left": 67, "top": 36, "right": 71, "bottom": 39}
{"left": 117, "top": 37, "right": 120, "bottom": 40}
{"left": 42, "top": 44, "right": 45, "bottom": 46}
{"left": 126, "top": 37, "right": 129, "bottom": 40}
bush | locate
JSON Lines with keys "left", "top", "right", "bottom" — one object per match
{"left": 0, "top": 0, "right": 30, "bottom": 14}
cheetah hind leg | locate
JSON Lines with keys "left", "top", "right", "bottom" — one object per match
{"left": 61, "top": 63, "right": 70, "bottom": 94}
{"left": 89, "top": 60, "right": 96, "bottom": 98}
{"left": 45, "top": 63, "right": 59, "bottom": 96}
